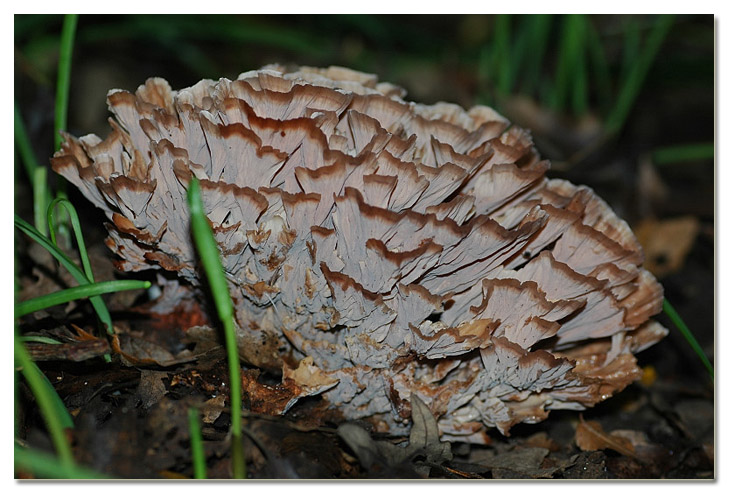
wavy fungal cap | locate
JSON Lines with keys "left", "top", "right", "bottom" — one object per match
{"left": 52, "top": 65, "right": 667, "bottom": 443}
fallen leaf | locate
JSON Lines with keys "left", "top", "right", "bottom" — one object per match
{"left": 575, "top": 415, "right": 638, "bottom": 461}
{"left": 524, "top": 431, "right": 561, "bottom": 452}
{"left": 25, "top": 337, "right": 110, "bottom": 362}
{"left": 336, "top": 423, "right": 382, "bottom": 470}
{"left": 24, "top": 324, "right": 110, "bottom": 362}
{"left": 111, "top": 333, "right": 197, "bottom": 367}
{"left": 408, "top": 393, "right": 452, "bottom": 465}
{"left": 201, "top": 395, "right": 226, "bottom": 424}
{"left": 635, "top": 216, "right": 700, "bottom": 277}
{"left": 136, "top": 370, "right": 168, "bottom": 408}
{"left": 337, "top": 394, "right": 452, "bottom": 476}
{"left": 610, "top": 429, "right": 665, "bottom": 460}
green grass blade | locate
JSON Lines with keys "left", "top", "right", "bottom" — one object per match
{"left": 52, "top": 15, "right": 79, "bottom": 247}
{"left": 14, "top": 102, "right": 41, "bottom": 184}
{"left": 570, "top": 15, "right": 589, "bottom": 116}
{"left": 522, "top": 14, "right": 552, "bottom": 97}
{"left": 54, "top": 14, "right": 78, "bottom": 152}
{"left": 15, "top": 215, "right": 114, "bottom": 336}
{"left": 548, "top": 15, "right": 574, "bottom": 112}
{"left": 605, "top": 15, "right": 674, "bottom": 135}
{"left": 33, "top": 167, "right": 48, "bottom": 237}
{"left": 549, "top": 14, "right": 587, "bottom": 114}
{"left": 653, "top": 142, "right": 715, "bottom": 164}
{"left": 15, "top": 102, "right": 50, "bottom": 236}
{"left": 15, "top": 279, "right": 150, "bottom": 318}
{"left": 586, "top": 17, "right": 612, "bottom": 113}
{"left": 19, "top": 336, "right": 63, "bottom": 345}
{"left": 508, "top": 15, "right": 536, "bottom": 96}
{"left": 493, "top": 14, "right": 512, "bottom": 98}
{"left": 15, "top": 445, "right": 108, "bottom": 479}
{"left": 188, "top": 407, "right": 207, "bottom": 479}
{"left": 15, "top": 334, "right": 74, "bottom": 467}
{"left": 187, "top": 178, "right": 246, "bottom": 479}
{"left": 476, "top": 44, "right": 493, "bottom": 106}
{"left": 15, "top": 336, "right": 74, "bottom": 431}
{"left": 47, "top": 198, "right": 94, "bottom": 281}
{"left": 619, "top": 18, "right": 641, "bottom": 89}
{"left": 663, "top": 299, "right": 713, "bottom": 380}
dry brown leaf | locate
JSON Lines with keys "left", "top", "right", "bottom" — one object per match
{"left": 524, "top": 431, "right": 561, "bottom": 452}
{"left": 201, "top": 395, "right": 226, "bottom": 424}
{"left": 111, "top": 333, "right": 196, "bottom": 367}
{"left": 575, "top": 415, "right": 638, "bottom": 461}
{"left": 337, "top": 394, "right": 452, "bottom": 476}
{"left": 136, "top": 370, "right": 168, "bottom": 408}
{"left": 24, "top": 324, "right": 111, "bottom": 362}
{"left": 635, "top": 216, "right": 700, "bottom": 277}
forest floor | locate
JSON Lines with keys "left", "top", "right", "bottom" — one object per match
{"left": 14, "top": 209, "right": 714, "bottom": 479}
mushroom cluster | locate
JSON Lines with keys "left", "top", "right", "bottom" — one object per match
{"left": 52, "top": 65, "right": 667, "bottom": 443}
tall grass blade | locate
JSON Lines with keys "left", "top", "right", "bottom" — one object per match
{"left": 653, "top": 142, "right": 715, "bottom": 164}
{"left": 188, "top": 407, "right": 207, "bottom": 479}
{"left": 15, "top": 279, "right": 150, "bottom": 318}
{"left": 605, "top": 15, "right": 674, "bottom": 134}
{"left": 54, "top": 14, "right": 78, "bottom": 152}
{"left": 522, "top": 14, "right": 552, "bottom": 97}
{"left": 493, "top": 14, "right": 512, "bottom": 98}
{"left": 15, "top": 341, "right": 74, "bottom": 430}
{"left": 570, "top": 15, "right": 589, "bottom": 116}
{"left": 508, "top": 15, "right": 536, "bottom": 96}
{"left": 14, "top": 103, "right": 41, "bottom": 184}
{"left": 476, "top": 44, "right": 493, "bottom": 106}
{"left": 52, "top": 14, "right": 79, "bottom": 247}
{"left": 549, "top": 15, "right": 577, "bottom": 112}
{"left": 187, "top": 178, "right": 246, "bottom": 479}
{"left": 47, "top": 198, "right": 94, "bottom": 281}
{"left": 586, "top": 17, "right": 612, "bottom": 113}
{"left": 549, "top": 14, "right": 588, "bottom": 115}
{"left": 19, "top": 336, "right": 63, "bottom": 345}
{"left": 15, "top": 445, "right": 108, "bottom": 479}
{"left": 15, "top": 333, "right": 74, "bottom": 467}
{"left": 33, "top": 167, "right": 48, "bottom": 237}
{"left": 663, "top": 299, "right": 713, "bottom": 380}
{"left": 15, "top": 103, "right": 49, "bottom": 236}
{"left": 619, "top": 18, "right": 641, "bottom": 89}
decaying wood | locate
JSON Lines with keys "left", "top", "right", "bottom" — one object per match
{"left": 52, "top": 65, "right": 667, "bottom": 443}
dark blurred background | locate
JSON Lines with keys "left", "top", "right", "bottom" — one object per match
{"left": 15, "top": 14, "right": 715, "bottom": 384}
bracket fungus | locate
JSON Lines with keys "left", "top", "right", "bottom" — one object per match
{"left": 52, "top": 65, "right": 667, "bottom": 443}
